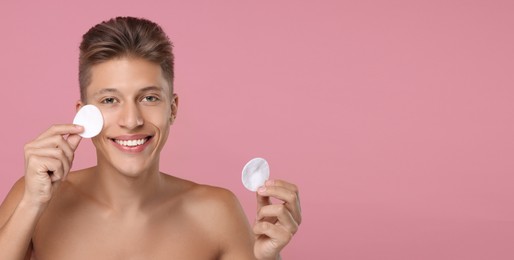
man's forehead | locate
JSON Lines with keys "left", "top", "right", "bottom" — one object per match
{"left": 90, "top": 58, "right": 167, "bottom": 83}
{"left": 86, "top": 57, "right": 173, "bottom": 99}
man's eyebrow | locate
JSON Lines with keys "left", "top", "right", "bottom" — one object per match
{"left": 92, "top": 88, "right": 120, "bottom": 96}
{"left": 139, "top": 86, "right": 164, "bottom": 93}
{"left": 92, "top": 86, "right": 164, "bottom": 96}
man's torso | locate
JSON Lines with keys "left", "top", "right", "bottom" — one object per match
{"left": 31, "top": 169, "right": 233, "bottom": 260}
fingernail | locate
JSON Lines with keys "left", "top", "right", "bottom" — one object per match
{"left": 258, "top": 186, "right": 266, "bottom": 193}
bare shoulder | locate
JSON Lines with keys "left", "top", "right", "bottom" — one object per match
{"left": 161, "top": 173, "right": 243, "bottom": 215}
{"left": 0, "top": 177, "right": 26, "bottom": 227}
{"left": 160, "top": 174, "right": 255, "bottom": 257}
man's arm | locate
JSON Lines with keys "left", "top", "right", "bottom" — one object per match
{"left": 0, "top": 124, "right": 83, "bottom": 260}
{"left": 0, "top": 178, "right": 37, "bottom": 260}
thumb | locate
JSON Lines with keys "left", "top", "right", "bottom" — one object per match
{"left": 66, "top": 134, "right": 83, "bottom": 151}
{"left": 256, "top": 190, "right": 271, "bottom": 211}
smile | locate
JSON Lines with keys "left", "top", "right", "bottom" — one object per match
{"left": 109, "top": 136, "right": 153, "bottom": 152}
{"left": 114, "top": 138, "right": 150, "bottom": 147}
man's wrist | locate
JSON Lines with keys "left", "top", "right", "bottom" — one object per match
{"left": 19, "top": 196, "right": 47, "bottom": 216}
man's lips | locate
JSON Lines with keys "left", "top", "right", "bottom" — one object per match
{"left": 108, "top": 135, "right": 153, "bottom": 148}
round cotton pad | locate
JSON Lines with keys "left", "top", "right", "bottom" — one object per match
{"left": 73, "top": 105, "right": 104, "bottom": 138}
{"left": 242, "top": 158, "right": 270, "bottom": 192}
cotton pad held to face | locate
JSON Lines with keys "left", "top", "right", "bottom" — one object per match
{"left": 242, "top": 158, "right": 270, "bottom": 192}
{"left": 73, "top": 105, "right": 104, "bottom": 138}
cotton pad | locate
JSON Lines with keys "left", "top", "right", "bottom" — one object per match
{"left": 242, "top": 158, "right": 270, "bottom": 192}
{"left": 73, "top": 105, "right": 104, "bottom": 138}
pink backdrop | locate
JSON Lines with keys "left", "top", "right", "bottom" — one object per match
{"left": 1, "top": 1, "right": 513, "bottom": 259}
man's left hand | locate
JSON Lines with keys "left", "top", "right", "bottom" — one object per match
{"left": 253, "top": 179, "right": 302, "bottom": 260}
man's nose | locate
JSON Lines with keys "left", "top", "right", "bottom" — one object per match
{"left": 118, "top": 102, "right": 144, "bottom": 129}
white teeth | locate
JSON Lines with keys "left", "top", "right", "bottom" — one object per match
{"left": 114, "top": 138, "right": 148, "bottom": 147}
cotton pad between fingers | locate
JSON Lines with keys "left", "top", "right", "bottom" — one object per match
{"left": 73, "top": 105, "right": 104, "bottom": 138}
{"left": 242, "top": 158, "right": 270, "bottom": 192}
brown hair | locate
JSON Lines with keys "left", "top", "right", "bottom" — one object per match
{"left": 79, "top": 16, "right": 174, "bottom": 102}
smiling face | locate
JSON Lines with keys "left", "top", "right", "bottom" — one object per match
{"left": 81, "top": 57, "right": 178, "bottom": 177}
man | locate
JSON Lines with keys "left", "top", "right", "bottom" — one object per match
{"left": 0, "top": 17, "right": 301, "bottom": 259}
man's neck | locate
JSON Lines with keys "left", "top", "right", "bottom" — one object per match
{"left": 88, "top": 160, "right": 163, "bottom": 213}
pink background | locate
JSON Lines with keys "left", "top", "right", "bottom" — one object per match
{"left": 1, "top": 1, "right": 513, "bottom": 259}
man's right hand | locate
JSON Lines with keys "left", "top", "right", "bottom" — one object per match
{"left": 22, "top": 124, "right": 83, "bottom": 208}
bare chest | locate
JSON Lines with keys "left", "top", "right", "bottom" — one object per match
{"left": 32, "top": 205, "right": 219, "bottom": 260}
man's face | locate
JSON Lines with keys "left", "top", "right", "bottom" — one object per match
{"left": 81, "top": 57, "right": 177, "bottom": 176}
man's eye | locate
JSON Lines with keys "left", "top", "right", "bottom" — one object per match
{"left": 101, "top": 97, "right": 117, "bottom": 104}
{"left": 143, "top": 96, "right": 160, "bottom": 102}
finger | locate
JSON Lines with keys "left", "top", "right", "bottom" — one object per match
{"left": 27, "top": 135, "right": 75, "bottom": 163}
{"left": 27, "top": 148, "right": 71, "bottom": 178}
{"left": 29, "top": 156, "right": 65, "bottom": 183}
{"left": 263, "top": 180, "right": 300, "bottom": 207}
{"left": 268, "top": 179, "right": 299, "bottom": 194}
{"left": 258, "top": 184, "right": 302, "bottom": 225}
{"left": 36, "top": 124, "right": 84, "bottom": 140}
{"left": 253, "top": 221, "right": 292, "bottom": 249}
{"left": 66, "top": 134, "right": 82, "bottom": 151}
{"left": 44, "top": 158, "right": 64, "bottom": 183}
{"left": 257, "top": 204, "right": 299, "bottom": 234}
{"left": 256, "top": 191, "right": 271, "bottom": 210}
{"left": 256, "top": 192, "right": 275, "bottom": 223}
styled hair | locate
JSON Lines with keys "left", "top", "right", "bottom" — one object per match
{"left": 79, "top": 16, "right": 174, "bottom": 102}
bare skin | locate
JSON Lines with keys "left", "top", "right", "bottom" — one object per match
{"left": 0, "top": 57, "right": 301, "bottom": 260}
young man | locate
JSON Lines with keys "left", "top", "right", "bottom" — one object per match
{"left": 0, "top": 17, "right": 301, "bottom": 259}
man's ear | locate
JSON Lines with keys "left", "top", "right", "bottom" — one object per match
{"left": 170, "top": 94, "right": 179, "bottom": 123}
{"left": 76, "top": 100, "right": 84, "bottom": 112}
